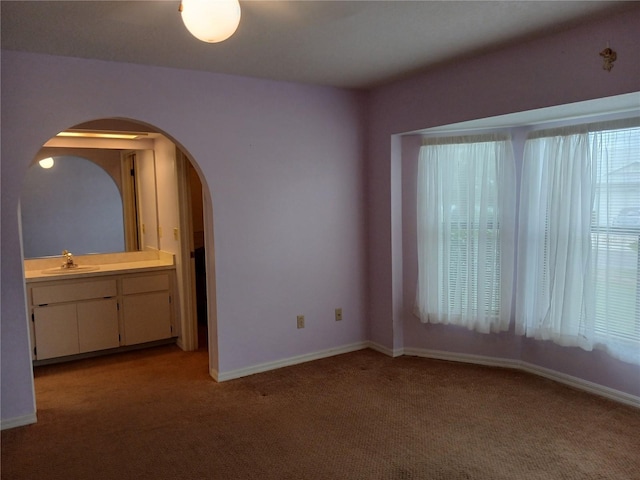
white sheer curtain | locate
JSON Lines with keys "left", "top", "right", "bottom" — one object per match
{"left": 516, "top": 128, "right": 595, "bottom": 350}
{"left": 416, "top": 134, "right": 516, "bottom": 334}
{"left": 516, "top": 119, "right": 640, "bottom": 365}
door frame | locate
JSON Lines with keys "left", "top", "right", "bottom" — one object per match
{"left": 175, "top": 148, "right": 200, "bottom": 351}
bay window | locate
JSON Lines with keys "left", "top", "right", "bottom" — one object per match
{"left": 415, "top": 116, "right": 640, "bottom": 366}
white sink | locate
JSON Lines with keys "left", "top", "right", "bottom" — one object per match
{"left": 41, "top": 265, "right": 100, "bottom": 274}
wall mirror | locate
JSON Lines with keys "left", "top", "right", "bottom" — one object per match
{"left": 21, "top": 146, "right": 160, "bottom": 259}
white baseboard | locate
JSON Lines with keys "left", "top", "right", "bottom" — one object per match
{"left": 214, "top": 341, "right": 370, "bottom": 382}
{"left": 368, "top": 341, "right": 404, "bottom": 358}
{"left": 1, "top": 412, "right": 37, "bottom": 431}
{"left": 520, "top": 362, "right": 640, "bottom": 409}
{"left": 402, "top": 347, "right": 640, "bottom": 409}
{"left": 213, "top": 342, "right": 638, "bottom": 408}
{"left": 402, "top": 347, "right": 522, "bottom": 369}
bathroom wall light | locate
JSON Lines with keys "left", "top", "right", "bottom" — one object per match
{"left": 39, "top": 157, "right": 55, "bottom": 169}
{"left": 179, "top": 0, "right": 241, "bottom": 43}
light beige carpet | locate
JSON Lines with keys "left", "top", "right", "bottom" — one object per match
{"left": 2, "top": 346, "right": 639, "bottom": 479}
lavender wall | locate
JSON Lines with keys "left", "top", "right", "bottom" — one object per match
{"left": 368, "top": 8, "right": 640, "bottom": 394}
{"left": 1, "top": 52, "right": 367, "bottom": 424}
{"left": 3, "top": 6, "right": 640, "bottom": 428}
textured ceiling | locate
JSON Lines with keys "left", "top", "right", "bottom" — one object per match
{"left": 1, "top": 1, "right": 635, "bottom": 89}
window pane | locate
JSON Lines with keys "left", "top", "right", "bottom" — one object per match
{"left": 591, "top": 126, "right": 640, "bottom": 346}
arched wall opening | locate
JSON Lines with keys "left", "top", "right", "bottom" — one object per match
{"left": 18, "top": 117, "right": 218, "bottom": 400}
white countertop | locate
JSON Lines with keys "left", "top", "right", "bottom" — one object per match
{"left": 24, "top": 251, "right": 175, "bottom": 283}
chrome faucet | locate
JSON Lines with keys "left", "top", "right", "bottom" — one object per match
{"left": 61, "top": 250, "right": 76, "bottom": 268}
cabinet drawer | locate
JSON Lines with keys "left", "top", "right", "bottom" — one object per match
{"left": 122, "top": 273, "right": 170, "bottom": 295}
{"left": 32, "top": 279, "right": 117, "bottom": 306}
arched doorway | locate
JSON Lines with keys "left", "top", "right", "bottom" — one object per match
{"left": 20, "top": 118, "right": 214, "bottom": 376}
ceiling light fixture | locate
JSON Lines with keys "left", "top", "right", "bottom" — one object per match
{"left": 179, "top": 0, "right": 241, "bottom": 43}
{"left": 39, "top": 157, "right": 55, "bottom": 169}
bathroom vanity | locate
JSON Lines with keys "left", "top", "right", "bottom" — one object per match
{"left": 24, "top": 251, "right": 178, "bottom": 364}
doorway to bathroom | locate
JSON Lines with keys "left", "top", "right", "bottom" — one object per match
{"left": 187, "top": 160, "right": 209, "bottom": 350}
{"left": 21, "top": 118, "right": 213, "bottom": 369}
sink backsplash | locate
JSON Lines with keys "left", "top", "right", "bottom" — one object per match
{"left": 24, "top": 249, "right": 174, "bottom": 271}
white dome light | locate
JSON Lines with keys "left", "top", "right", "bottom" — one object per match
{"left": 39, "top": 157, "right": 55, "bottom": 169}
{"left": 180, "top": 0, "right": 241, "bottom": 43}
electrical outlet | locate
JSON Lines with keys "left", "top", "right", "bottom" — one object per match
{"left": 335, "top": 308, "right": 343, "bottom": 321}
{"left": 297, "top": 315, "right": 305, "bottom": 329}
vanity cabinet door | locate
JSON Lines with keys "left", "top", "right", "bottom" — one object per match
{"left": 122, "top": 292, "right": 172, "bottom": 345}
{"left": 77, "top": 298, "right": 120, "bottom": 353}
{"left": 33, "top": 304, "right": 79, "bottom": 360}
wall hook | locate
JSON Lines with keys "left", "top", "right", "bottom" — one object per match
{"left": 599, "top": 45, "right": 617, "bottom": 72}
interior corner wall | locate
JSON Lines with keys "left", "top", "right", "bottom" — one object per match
{"left": 367, "top": 7, "right": 640, "bottom": 395}
{"left": 390, "top": 135, "right": 404, "bottom": 354}
{"left": 1, "top": 51, "right": 368, "bottom": 426}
